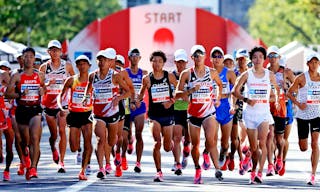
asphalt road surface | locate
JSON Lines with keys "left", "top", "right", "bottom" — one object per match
{"left": 0, "top": 120, "right": 319, "bottom": 192}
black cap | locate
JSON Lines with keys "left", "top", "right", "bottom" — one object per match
{"left": 128, "top": 48, "right": 140, "bottom": 56}
{"left": 22, "top": 47, "right": 35, "bottom": 55}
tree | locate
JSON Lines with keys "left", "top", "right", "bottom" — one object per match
{"left": 248, "top": 0, "right": 320, "bottom": 47}
{"left": 0, "top": 0, "right": 121, "bottom": 46}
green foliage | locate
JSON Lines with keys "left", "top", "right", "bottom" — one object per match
{"left": 248, "top": 0, "right": 320, "bottom": 47}
{"left": 0, "top": 0, "right": 121, "bottom": 46}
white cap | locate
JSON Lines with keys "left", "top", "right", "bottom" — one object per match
{"left": 267, "top": 45, "right": 280, "bottom": 55}
{"left": 210, "top": 46, "right": 224, "bottom": 57}
{"left": 306, "top": 53, "right": 320, "bottom": 63}
{"left": 48, "top": 40, "right": 61, "bottom": 49}
{"left": 0, "top": 60, "right": 11, "bottom": 69}
{"left": 236, "top": 48, "right": 249, "bottom": 58}
{"left": 174, "top": 49, "right": 188, "bottom": 62}
{"left": 96, "top": 48, "right": 116, "bottom": 59}
{"left": 15, "top": 52, "right": 23, "bottom": 59}
{"left": 35, "top": 53, "right": 42, "bottom": 60}
{"left": 224, "top": 54, "right": 234, "bottom": 62}
{"left": 116, "top": 54, "right": 125, "bottom": 65}
{"left": 75, "top": 55, "right": 91, "bottom": 65}
{"left": 279, "top": 55, "right": 286, "bottom": 67}
{"left": 190, "top": 45, "right": 206, "bottom": 55}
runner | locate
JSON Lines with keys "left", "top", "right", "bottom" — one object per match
{"left": 278, "top": 56, "right": 295, "bottom": 176}
{"left": 138, "top": 50, "right": 177, "bottom": 182}
{"left": 231, "top": 48, "right": 250, "bottom": 174}
{"left": 266, "top": 46, "right": 295, "bottom": 177}
{"left": 83, "top": 48, "right": 130, "bottom": 179}
{"left": 223, "top": 54, "right": 235, "bottom": 70}
{"left": 11, "top": 53, "right": 27, "bottom": 176}
{"left": 176, "top": 45, "right": 223, "bottom": 184}
{"left": 206, "top": 47, "right": 236, "bottom": 171}
{"left": 287, "top": 53, "right": 320, "bottom": 185}
{"left": 126, "top": 48, "right": 148, "bottom": 173}
{"left": 58, "top": 55, "right": 93, "bottom": 180}
{"left": 0, "top": 61, "right": 14, "bottom": 181}
{"left": 171, "top": 49, "right": 190, "bottom": 174}
{"left": 39, "top": 40, "right": 75, "bottom": 173}
{"left": 232, "top": 46, "right": 280, "bottom": 184}
{"left": 115, "top": 54, "right": 135, "bottom": 173}
{"left": 105, "top": 54, "right": 135, "bottom": 177}
{"left": 5, "top": 47, "right": 45, "bottom": 180}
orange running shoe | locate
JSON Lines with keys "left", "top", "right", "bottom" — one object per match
{"left": 78, "top": 171, "right": 87, "bottom": 180}
{"left": 115, "top": 165, "right": 122, "bottom": 177}
{"left": 17, "top": 163, "right": 25, "bottom": 176}
{"left": 122, "top": 157, "right": 128, "bottom": 170}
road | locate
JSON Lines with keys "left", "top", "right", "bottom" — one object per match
{"left": 0, "top": 120, "right": 319, "bottom": 191}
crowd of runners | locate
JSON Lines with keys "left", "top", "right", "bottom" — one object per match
{"left": 0, "top": 40, "right": 319, "bottom": 186}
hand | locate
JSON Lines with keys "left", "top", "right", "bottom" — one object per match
{"left": 22, "top": 88, "right": 29, "bottom": 96}
{"left": 247, "top": 99, "right": 257, "bottom": 107}
{"left": 112, "top": 96, "right": 120, "bottom": 107}
{"left": 39, "top": 87, "right": 45, "bottom": 96}
{"left": 214, "top": 99, "right": 221, "bottom": 108}
{"left": 194, "top": 84, "right": 200, "bottom": 91}
{"left": 229, "top": 106, "right": 236, "bottom": 115}
{"left": 135, "top": 99, "right": 141, "bottom": 108}
{"left": 130, "top": 103, "right": 137, "bottom": 111}
{"left": 297, "top": 102, "right": 307, "bottom": 110}
{"left": 162, "top": 101, "right": 173, "bottom": 109}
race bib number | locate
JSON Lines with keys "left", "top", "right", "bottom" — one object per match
{"left": 21, "top": 84, "right": 40, "bottom": 101}
{"left": 248, "top": 89, "right": 268, "bottom": 103}
{"left": 133, "top": 83, "right": 142, "bottom": 96}
{"left": 151, "top": 85, "right": 170, "bottom": 103}
{"left": 307, "top": 90, "right": 320, "bottom": 105}
{"left": 94, "top": 88, "right": 113, "bottom": 104}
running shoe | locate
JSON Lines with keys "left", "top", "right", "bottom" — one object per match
{"left": 239, "top": 161, "right": 245, "bottom": 175}
{"left": 171, "top": 163, "right": 176, "bottom": 171}
{"left": 183, "top": 145, "right": 190, "bottom": 157}
{"left": 115, "top": 165, "right": 122, "bottom": 177}
{"left": 275, "top": 158, "right": 283, "bottom": 172}
{"left": 17, "top": 163, "right": 25, "bottom": 176}
{"left": 174, "top": 164, "right": 182, "bottom": 176}
{"left": 52, "top": 149, "right": 59, "bottom": 164}
{"left": 228, "top": 158, "right": 235, "bottom": 171}
{"left": 266, "top": 164, "right": 274, "bottom": 176}
{"left": 218, "top": 151, "right": 227, "bottom": 168}
{"left": 134, "top": 162, "right": 141, "bottom": 173}
{"left": 307, "top": 174, "right": 316, "bottom": 185}
{"left": 181, "top": 155, "right": 188, "bottom": 169}
{"left": 78, "top": 171, "right": 87, "bottom": 181}
{"left": 114, "top": 154, "right": 121, "bottom": 167}
{"left": 215, "top": 170, "right": 223, "bottom": 181}
{"left": 220, "top": 156, "right": 230, "bottom": 171}
{"left": 127, "top": 137, "right": 134, "bottom": 155}
{"left": 202, "top": 152, "right": 211, "bottom": 170}
{"left": 278, "top": 161, "right": 286, "bottom": 176}
{"left": 58, "top": 162, "right": 66, "bottom": 173}
{"left": 153, "top": 171, "right": 163, "bottom": 182}
{"left": 193, "top": 168, "right": 203, "bottom": 184}
{"left": 3, "top": 170, "right": 10, "bottom": 181}
{"left": 96, "top": 168, "right": 105, "bottom": 179}
{"left": 26, "top": 167, "right": 38, "bottom": 180}
{"left": 105, "top": 163, "right": 112, "bottom": 175}
{"left": 24, "top": 154, "right": 31, "bottom": 169}
{"left": 242, "top": 154, "right": 251, "bottom": 172}
{"left": 249, "top": 171, "right": 256, "bottom": 184}
{"left": 254, "top": 172, "right": 263, "bottom": 184}
{"left": 85, "top": 164, "right": 92, "bottom": 175}
{"left": 241, "top": 145, "right": 249, "bottom": 155}
{"left": 122, "top": 157, "right": 128, "bottom": 171}
{"left": 76, "top": 152, "right": 82, "bottom": 165}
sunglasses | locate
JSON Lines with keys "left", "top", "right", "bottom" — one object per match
{"left": 268, "top": 53, "right": 280, "bottom": 58}
{"left": 34, "top": 61, "right": 42, "bottom": 65}
{"left": 192, "top": 52, "right": 205, "bottom": 58}
{"left": 211, "top": 55, "right": 223, "bottom": 59}
{"left": 129, "top": 53, "right": 140, "bottom": 57}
